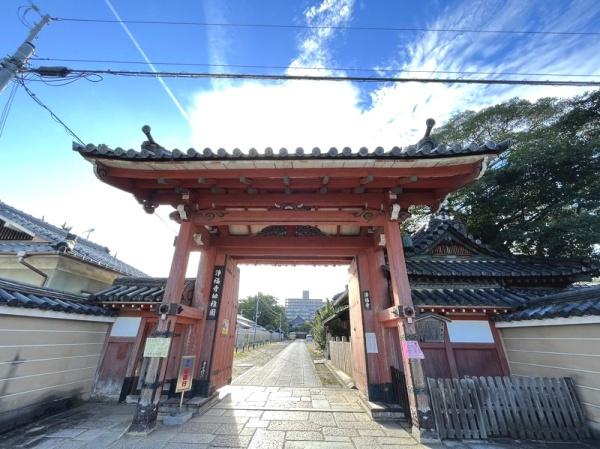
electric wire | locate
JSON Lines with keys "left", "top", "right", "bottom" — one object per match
{"left": 29, "top": 57, "right": 600, "bottom": 78}
{"left": 50, "top": 16, "right": 600, "bottom": 37}
{"left": 0, "top": 81, "right": 19, "bottom": 140}
{"left": 24, "top": 68, "right": 600, "bottom": 87}
{"left": 16, "top": 77, "right": 85, "bottom": 145}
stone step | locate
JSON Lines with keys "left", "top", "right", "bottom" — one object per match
{"left": 362, "top": 400, "right": 407, "bottom": 422}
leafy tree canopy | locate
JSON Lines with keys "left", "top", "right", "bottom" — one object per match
{"left": 238, "top": 292, "right": 288, "bottom": 333}
{"left": 432, "top": 91, "right": 600, "bottom": 259}
{"left": 312, "top": 300, "right": 347, "bottom": 350}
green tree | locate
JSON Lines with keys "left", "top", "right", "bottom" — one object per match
{"left": 238, "top": 292, "right": 288, "bottom": 333}
{"left": 432, "top": 91, "right": 600, "bottom": 259}
{"left": 291, "top": 321, "right": 313, "bottom": 333}
{"left": 312, "top": 300, "right": 347, "bottom": 350}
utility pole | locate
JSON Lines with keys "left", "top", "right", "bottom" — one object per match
{"left": 253, "top": 296, "right": 260, "bottom": 344}
{"left": 0, "top": 5, "right": 51, "bottom": 94}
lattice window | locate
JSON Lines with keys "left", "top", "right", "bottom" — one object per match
{"left": 431, "top": 241, "right": 473, "bottom": 256}
{"left": 416, "top": 316, "right": 446, "bottom": 343}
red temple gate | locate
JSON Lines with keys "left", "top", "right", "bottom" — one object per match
{"left": 76, "top": 119, "right": 509, "bottom": 439}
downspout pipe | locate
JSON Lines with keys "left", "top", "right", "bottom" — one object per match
{"left": 17, "top": 251, "right": 48, "bottom": 287}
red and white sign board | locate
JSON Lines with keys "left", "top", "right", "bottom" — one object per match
{"left": 176, "top": 356, "right": 196, "bottom": 393}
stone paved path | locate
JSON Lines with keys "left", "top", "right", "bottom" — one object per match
{"left": 233, "top": 340, "right": 321, "bottom": 387}
{"left": 2, "top": 339, "right": 598, "bottom": 448}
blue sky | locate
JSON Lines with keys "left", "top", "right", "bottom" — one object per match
{"left": 1, "top": 0, "right": 599, "bottom": 302}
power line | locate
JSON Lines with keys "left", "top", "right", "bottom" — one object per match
{"left": 29, "top": 57, "right": 600, "bottom": 78}
{"left": 25, "top": 67, "right": 600, "bottom": 87}
{"left": 50, "top": 16, "right": 600, "bottom": 37}
{"left": 17, "top": 77, "right": 84, "bottom": 144}
{"left": 0, "top": 81, "right": 19, "bottom": 139}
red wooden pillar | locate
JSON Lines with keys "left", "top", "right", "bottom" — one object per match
{"left": 196, "top": 251, "right": 227, "bottom": 396}
{"left": 185, "top": 245, "right": 216, "bottom": 395}
{"left": 356, "top": 249, "right": 393, "bottom": 401}
{"left": 383, "top": 219, "right": 437, "bottom": 439}
{"left": 129, "top": 221, "right": 195, "bottom": 434}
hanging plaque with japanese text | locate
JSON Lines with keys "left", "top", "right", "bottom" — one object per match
{"left": 206, "top": 265, "right": 225, "bottom": 320}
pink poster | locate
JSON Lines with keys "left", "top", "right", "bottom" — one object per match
{"left": 402, "top": 340, "right": 425, "bottom": 359}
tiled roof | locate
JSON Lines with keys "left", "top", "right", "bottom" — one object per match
{"left": 407, "top": 210, "right": 500, "bottom": 256}
{"left": 0, "top": 277, "right": 112, "bottom": 316}
{"left": 0, "top": 201, "right": 146, "bottom": 277}
{"left": 73, "top": 136, "right": 511, "bottom": 162}
{"left": 405, "top": 258, "right": 593, "bottom": 278}
{"left": 412, "top": 287, "right": 529, "bottom": 308}
{"left": 92, "top": 276, "right": 194, "bottom": 305}
{"left": 402, "top": 211, "right": 597, "bottom": 280}
{"left": 497, "top": 285, "right": 600, "bottom": 321}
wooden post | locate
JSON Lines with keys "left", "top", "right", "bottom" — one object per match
{"left": 383, "top": 219, "right": 437, "bottom": 440}
{"left": 129, "top": 221, "right": 195, "bottom": 434}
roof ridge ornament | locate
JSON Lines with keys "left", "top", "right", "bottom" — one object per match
{"left": 417, "top": 118, "right": 437, "bottom": 151}
{"left": 141, "top": 125, "right": 166, "bottom": 156}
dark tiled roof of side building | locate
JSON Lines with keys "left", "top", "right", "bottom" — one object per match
{"left": 92, "top": 277, "right": 195, "bottom": 305}
{"left": 0, "top": 201, "right": 146, "bottom": 277}
{"left": 497, "top": 285, "right": 600, "bottom": 321}
{"left": 0, "top": 277, "right": 112, "bottom": 316}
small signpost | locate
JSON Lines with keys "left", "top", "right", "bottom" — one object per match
{"left": 175, "top": 355, "right": 196, "bottom": 409}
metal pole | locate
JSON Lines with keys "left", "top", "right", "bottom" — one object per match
{"left": 0, "top": 6, "right": 50, "bottom": 94}
{"left": 253, "top": 297, "right": 259, "bottom": 344}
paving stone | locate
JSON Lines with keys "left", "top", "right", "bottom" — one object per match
{"left": 194, "top": 415, "right": 250, "bottom": 424}
{"left": 376, "top": 435, "right": 420, "bottom": 446}
{"left": 333, "top": 412, "right": 358, "bottom": 422}
{"left": 336, "top": 420, "right": 381, "bottom": 430}
{"left": 323, "top": 435, "right": 352, "bottom": 442}
{"left": 215, "top": 424, "right": 246, "bottom": 435}
{"left": 247, "top": 429, "right": 286, "bottom": 449}
{"left": 309, "top": 412, "right": 336, "bottom": 426}
{"left": 169, "top": 432, "right": 215, "bottom": 444}
{"left": 181, "top": 422, "right": 221, "bottom": 433}
{"left": 351, "top": 436, "right": 385, "bottom": 449}
{"left": 203, "top": 408, "right": 226, "bottom": 416}
{"left": 285, "top": 430, "right": 324, "bottom": 441}
{"left": 262, "top": 411, "right": 308, "bottom": 421}
{"left": 46, "top": 428, "right": 87, "bottom": 438}
{"left": 268, "top": 421, "right": 322, "bottom": 431}
{"left": 210, "top": 434, "right": 252, "bottom": 447}
{"left": 321, "top": 426, "right": 358, "bottom": 437}
{"left": 239, "top": 427, "right": 256, "bottom": 436}
{"left": 161, "top": 444, "right": 209, "bottom": 449}
{"left": 284, "top": 441, "right": 354, "bottom": 449}
{"left": 357, "top": 428, "right": 386, "bottom": 436}
{"left": 245, "top": 418, "right": 269, "bottom": 428}
{"left": 221, "top": 409, "right": 263, "bottom": 418}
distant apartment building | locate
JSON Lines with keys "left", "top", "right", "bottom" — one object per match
{"left": 285, "top": 290, "right": 323, "bottom": 323}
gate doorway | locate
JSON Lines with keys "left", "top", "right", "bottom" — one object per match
{"left": 77, "top": 120, "right": 508, "bottom": 437}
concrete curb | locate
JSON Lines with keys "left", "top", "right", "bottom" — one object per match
{"left": 324, "top": 360, "right": 355, "bottom": 389}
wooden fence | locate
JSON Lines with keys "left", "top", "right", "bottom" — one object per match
{"left": 427, "top": 376, "right": 591, "bottom": 440}
{"left": 328, "top": 339, "right": 353, "bottom": 377}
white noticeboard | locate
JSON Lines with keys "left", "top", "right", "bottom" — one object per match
{"left": 143, "top": 337, "right": 171, "bottom": 357}
{"left": 365, "top": 332, "right": 378, "bottom": 353}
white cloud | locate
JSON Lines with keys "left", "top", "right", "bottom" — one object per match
{"left": 188, "top": 0, "right": 600, "bottom": 150}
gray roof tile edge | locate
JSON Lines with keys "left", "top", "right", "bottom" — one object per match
{"left": 0, "top": 277, "right": 112, "bottom": 316}
{"left": 73, "top": 139, "right": 511, "bottom": 162}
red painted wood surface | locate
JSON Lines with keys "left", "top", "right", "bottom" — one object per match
{"left": 348, "top": 259, "right": 368, "bottom": 395}
{"left": 208, "top": 259, "right": 240, "bottom": 391}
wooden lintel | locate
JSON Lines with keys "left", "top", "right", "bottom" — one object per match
{"left": 212, "top": 235, "right": 373, "bottom": 251}
{"left": 377, "top": 306, "right": 400, "bottom": 323}
{"left": 104, "top": 163, "right": 482, "bottom": 181}
{"left": 178, "top": 304, "right": 204, "bottom": 320}
{"left": 192, "top": 209, "right": 386, "bottom": 226}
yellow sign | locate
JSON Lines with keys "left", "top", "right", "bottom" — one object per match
{"left": 222, "top": 319, "right": 230, "bottom": 336}
{"left": 143, "top": 337, "right": 171, "bottom": 357}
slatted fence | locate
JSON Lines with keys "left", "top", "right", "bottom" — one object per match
{"left": 427, "top": 376, "right": 590, "bottom": 440}
{"left": 328, "top": 339, "right": 353, "bottom": 377}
